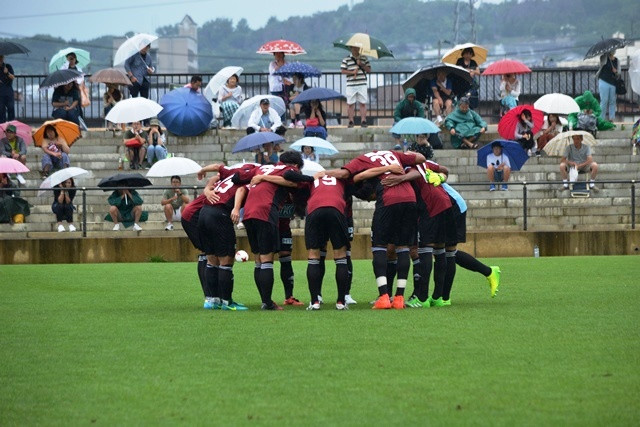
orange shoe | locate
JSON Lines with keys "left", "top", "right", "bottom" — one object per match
{"left": 372, "top": 294, "right": 392, "bottom": 309}
{"left": 391, "top": 295, "right": 405, "bottom": 309}
{"left": 284, "top": 297, "right": 305, "bottom": 306}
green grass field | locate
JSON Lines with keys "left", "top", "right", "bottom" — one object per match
{"left": 1, "top": 256, "right": 639, "bottom": 425}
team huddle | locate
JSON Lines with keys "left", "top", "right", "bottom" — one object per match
{"left": 180, "top": 148, "right": 501, "bottom": 311}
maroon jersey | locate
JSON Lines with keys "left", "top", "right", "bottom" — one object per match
{"left": 182, "top": 194, "right": 206, "bottom": 222}
{"left": 306, "top": 175, "right": 348, "bottom": 215}
{"left": 343, "top": 150, "right": 417, "bottom": 206}
{"left": 410, "top": 161, "right": 452, "bottom": 218}
{"left": 243, "top": 164, "right": 298, "bottom": 223}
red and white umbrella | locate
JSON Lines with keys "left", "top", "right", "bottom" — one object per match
{"left": 256, "top": 39, "right": 306, "bottom": 55}
{"left": 482, "top": 59, "right": 531, "bottom": 76}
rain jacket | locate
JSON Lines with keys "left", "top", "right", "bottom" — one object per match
{"left": 445, "top": 107, "right": 487, "bottom": 148}
{"left": 394, "top": 88, "right": 425, "bottom": 122}
{"left": 104, "top": 190, "right": 148, "bottom": 227}
{"left": 567, "top": 91, "right": 615, "bottom": 131}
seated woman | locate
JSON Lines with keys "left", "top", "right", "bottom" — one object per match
{"left": 288, "top": 73, "right": 309, "bottom": 128}
{"left": 514, "top": 109, "right": 535, "bottom": 155}
{"left": 122, "top": 121, "right": 148, "bottom": 170}
{"left": 444, "top": 97, "right": 487, "bottom": 149}
{"left": 0, "top": 173, "right": 30, "bottom": 223}
{"left": 105, "top": 188, "right": 148, "bottom": 231}
{"left": 486, "top": 141, "right": 511, "bottom": 191}
{"left": 431, "top": 69, "right": 454, "bottom": 124}
{"left": 104, "top": 83, "right": 122, "bottom": 132}
{"left": 217, "top": 74, "right": 244, "bottom": 127}
{"left": 535, "top": 113, "right": 563, "bottom": 155}
{"left": 500, "top": 74, "right": 521, "bottom": 111}
{"left": 302, "top": 99, "right": 327, "bottom": 139}
{"left": 146, "top": 118, "right": 167, "bottom": 165}
{"left": 40, "top": 124, "right": 71, "bottom": 177}
{"left": 455, "top": 47, "right": 481, "bottom": 109}
{"left": 301, "top": 145, "right": 319, "bottom": 162}
{"left": 51, "top": 82, "right": 81, "bottom": 125}
{"left": 52, "top": 178, "right": 76, "bottom": 232}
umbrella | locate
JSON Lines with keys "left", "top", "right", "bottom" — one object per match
{"left": 273, "top": 62, "right": 321, "bottom": 78}
{"left": 0, "top": 158, "right": 29, "bottom": 174}
{"left": 543, "top": 131, "right": 597, "bottom": 157}
{"left": 402, "top": 63, "right": 473, "bottom": 103}
{"left": 584, "top": 38, "right": 628, "bottom": 60}
{"left": 333, "top": 33, "right": 394, "bottom": 59}
{"left": 630, "top": 50, "right": 640, "bottom": 96}
{"left": 257, "top": 39, "right": 306, "bottom": 55}
{"left": 98, "top": 173, "right": 153, "bottom": 190}
{"left": 477, "top": 140, "right": 529, "bottom": 171}
{"left": 105, "top": 97, "right": 163, "bottom": 124}
{"left": 441, "top": 43, "right": 489, "bottom": 66}
{"left": 482, "top": 59, "right": 531, "bottom": 76}
{"left": 533, "top": 93, "right": 580, "bottom": 115}
{"left": 290, "top": 137, "right": 339, "bottom": 156}
{"left": 33, "top": 119, "right": 81, "bottom": 147}
{"left": 291, "top": 87, "right": 344, "bottom": 104}
{"left": 203, "top": 66, "right": 243, "bottom": 102}
{"left": 113, "top": 33, "right": 158, "bottom": 66}
{"left": 301, "top": 160, "right": 325, "bottom": 177}
{"left": 232, "top": 132, "right": 285, "bottom": 154}
{"left": 0, "top": 41, "right": 30, "bottom": 56}
{"left": 498, "top": 105, "right": 545, "bottom": 140}
{"left": 38, "top": 167, "right": 90, "bottom": 196}
{"left": 390, "top": 117, "right": 440, "bottom": 135}
{"left": 158, "top": 88, "right": 213, "bottom": 137}
{"left": 0, "top": 121, "right": 33, "bottom": 146}
{"left": 49, "top": 47, "right": 91, "bottom": 72}
{"left": 146, "top": 157, "right": 202, "bottom": 177}
{"left": 88, "top": 68, "right": 132, "bottom": 85}
{"left": 39, "top": 69, "right": 83, "bottom": 90}
{"left": 231, "top": 95, "right": 286, "bottom": 129}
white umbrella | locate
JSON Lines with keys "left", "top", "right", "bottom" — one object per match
{"left": 105, "top": 97, "right": 163, "bottom": 124}
{"left": 203, "top": 66, "right": 243, "bottom": 103}
{"left": 290, "top": 137, "right": 339, "bottom": 156}
{"left": 534, "top": 93, "right": 581, "bottom": 115}
{"left": 146, "top": 157, "right": 201, "bottom": 177}
{"left": 38, "top": 167, "right": 90, "bottom": 196}
{"left": 231, "top": 95, "right": 286, "bottom": 129}
{"left": 301, "top": 160, "right": 325, "bottom": 176}
{"left": 630, "top": 50, "right": 640, "bottom": 96}
{"left": 543, "top": 130, "right": 597, "bottom": 157}
{"left": 113, "top": 33, "right": 158, "bottom": 66}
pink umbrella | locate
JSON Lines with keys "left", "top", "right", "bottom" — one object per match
{"left": 482, "top": 59, "right": 531, "bottom": 76}
{"left": 498, "top": 105, "right": 545, "bottom": 140}
{"left": 256, "top": 39, "right": 306, "bottom": 55}
{"left": 0, "top": 158, "right": 30, "bottom": 174}
{"left": 0, "top": 121, "right": 34, "bottom": 146}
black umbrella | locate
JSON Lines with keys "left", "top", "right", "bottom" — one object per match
{"left": 584, "top": 38, "right": 628, "bottom": 60}
{"left": 98, "top": 173, "right": 153, "bottom": 190}
{"left": 39, "top": 69, "right": 83, "bottom": 90}
{"left": 0, "top": 41, "right": 30, "bottom": 56}
{"left": 402, "top": 63, "right": 473, "bottom": 104}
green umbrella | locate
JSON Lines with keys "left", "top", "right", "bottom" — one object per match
{"left": 333, "top": 33, "right": 393, "bottom": 59}
{"left": 48, "top": 47, "right": 91, "bottom": 72}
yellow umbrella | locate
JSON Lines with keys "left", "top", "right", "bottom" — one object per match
{"left": 33, "top": 119, "right": 81, "bottom": 147}
{"left": 543, "top": 130, "right": 597, "bottom": 157}
{"left": 441, "top": 43, "right": 488, "bottom": 66}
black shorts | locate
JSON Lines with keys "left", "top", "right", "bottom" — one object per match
{"left": 244, "top": 218, "right": 279, "bottom": 255}
{"left": 371, "top": 202, "right": 417, "bottom": 247}
{"left": 305, "top": 207, "right": 349, "bottom": 250}
{"left": 451, "top": 203, "right": 467, "bottom": 244}
{"left": 278, "top": 218, "right": 293, "bottom": 252}
{"left": 197, "top": 205, "right": 236, "bottom": 257}
{"left": 419, "top": 207, "right": 457, "bottom": 246}
{"left": 181, "top": 210, "right": 203, "bottom": 252}
{"left": 347, "top": 216, "right": 354, "bottom": 241}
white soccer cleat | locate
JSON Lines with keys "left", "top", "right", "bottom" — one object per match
{"left": 344, "top": 294, "right": 357, "bottom": 305}
{"left": 336, "top": 303, "right": 348, "bottom": 310}
{"left": 306, "top": 302, "right": 321, "bottom": 311}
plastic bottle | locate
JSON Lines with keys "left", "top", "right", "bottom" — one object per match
{"left": 123, "top": 157, "right": 129, "bottom": 170}
{"left": 533, "top": 245, "right": 540, "bottom": 258}
{"left": 118, "top": 158, "right": 123, "bottom": 170}
{"left": 633, "top": 144, "right": 637, "bottom": 156}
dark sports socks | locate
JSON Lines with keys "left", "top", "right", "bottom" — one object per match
{"left": 443, "top": 249, "right": 457, "bottom": 301}
{"left": 197, "top": 254, "right": 208, "bottom": 297}
{"left": 418, "top": 248, "right": 434, "bottom": 301}
{"left": 258, "top": 263, "right": 275, "bottom": 304}
{"left": 431, "top": 248, "right": 446, "bottom": 300}
{"left": 335, "top": 257, "right": 349, "bottom": 303}
{"left": 386, "top": 259, "right": 397, "bottom": 297}
{"left": 218, "top": 264, "right": 234, "bottom": 302}
{"left": 395, "top": 249, "right": 410, "bottom": 297}
{"left": 346, "top": 251, "right": 353, "bottom": 294}
{"left": 410, "top": 256, "right": 421, "bottom": 298}
{"left": 319, "top": 250, "right": 327, "bottom": 282}
{"left": 279, "top": 255, "right": 294, "bottom": 298}
{"left": 455, "top": 250, "right": 492, "bottom": 277}
{"left": 205, "top": 264, "right": 219, "bottom": 299}
{"left": 307, "top": 259, "right": 322, "bottom": 303}
{"left": 372, "top": 248, "right": 388, "bottom": 296}
{"left": 254, "top": 262, "right": 263, "bottom": 300}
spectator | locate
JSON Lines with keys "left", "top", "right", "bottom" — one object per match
{"left": 52, "top": 178, "right": 76, "bottom": 232}
{"left": 246, "top": 98, "right": 286, "bottom": 136}
{"left": 125, "top": 44, "right": 155, "bottom": 99}
{"left": 341, "top": 45, "right": 371, "bottom": 128}
{"left": 575, "top": 108, "right": 598, "bottom": 137}
{"left": 514, "top": 109, "right": 535, "bottom": 155}
{"left": 536, "top": 114, "right": 563, "bottom": 154}
{"left": 185, "top": 75, "right": 202, "bottom": 92}
{"left": 268, "top": 52, "right": 291, "bottom": 108}
{"left": 217, "top": 74, "right": 244, "bottom": 127}
{"left": 255, "top": 143, "right": 279, "bottom": 165}
{"left": 161, "top": 175, "right": 189, "bottom": 231}
{"left": 431, "top": 69, "right": 454, "bottom": 124}
{"left": 40, "top": 124, "right": 71, "bottom": 177}
{"left": 302, "top": 99, "right": 327, "bottom": 139}
{"left": 301, "top": 145, "right": 319, "bottom": 162}
{"left": 408, "top": 134, "right": 434, "bottom": 160}
{"left": 0, "top": 55, "right": 16, "bottom": 123}
{"left": 444, "top": 97, "right": 487, "bottom": 149}
{"left": 596, "top": 51, "right": 619, "bottom": 121}
{"left": 288, "top": 73, "right": 309, "bottom": 128}
{"left": 0, "top": 173, "right": 30, "bottom": 223}
{"left": 500, "top": 73, "right": 520, "bottom": 111}
{"left": 106, "top": 188, "right": 147, "bottom": 231}
{"left": 51, "top": 82, "right": 81, "bottom": 125}
{"left": 1, "top": 124, "right": 27, "bottom": 184}
{"left": 567, "top": 90, "right": 615, "bottom": 132}
{"left": 393, "top": 88, "right": 426, "bottom": 144}
{"left": 146, "top": 118, "right": 167, "bottom": 165}
{"left": 123, "top": 121, "right": 148, "bottom": 170}
{"left": 560, "top": 134, "right": 598, "bottom": 190}
{"left": 60, "top": 52, "right": 84, "bottom": 83}
{"left": 455, "top": 47, "right": 481, "bottom": 109}
{"left": 103, "top": 84, "right": 123, "bottom": 132}
{"left": 486, "top": 141, "right": 511, "bottom": 191}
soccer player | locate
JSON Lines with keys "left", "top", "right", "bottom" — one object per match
{"left": 277, "top": 194, "right": 305, "bottom": 306}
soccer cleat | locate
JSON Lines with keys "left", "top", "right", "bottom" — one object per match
{"left": 222, "top": 301, "right": 249, "bottom": 311}
{"left": 372, "top": 293, "right": 392, "bottom": 309}
{"left": 335, "top": 302, "right": 348, "bottom": 310}
{"left": 203, "top": 299, "right": 214, "bottom": 310}
{"left": 306, "top": 302, "right": 321, "bottom": 311}
{"left": 442, "top": 299, "right": 452, "bottom": 306}
{"left": 261, "top": 301, "right": 284, "bottom": 310}
{"left": 344, "top": 294, "right": 357, "bottom": 305}
{"left": 429, "top": 296, "right": 445, "bottom": 307}
{"left": 406, "top": 296, "right": 427, "bottom": 308}
{"left": 489, "top": 184, "right": 496, "bottom": 191}
{"left": 112, "top": 223, "right": 121, "bottom": 231}
{"left": 133, "top": 223, "right": 143, "bottom": 231}
{"left": 57, "top": 224, "right": 65, "bottom": 232}
{"left": 284, "top": 297, "right": 304, "bottom": 306}
{"left": 68, "top": 224, "right": 77, "bottom": 232}
{"left": 487, "top": 266, "right": 501, "bottom": 298}
{"left": 317, "top": 295, "right": 324, "bottom": 304}
{"left": 391, "top": 295, "right": 405, "bottom": 309}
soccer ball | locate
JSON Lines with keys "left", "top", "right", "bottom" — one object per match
{"left": 235, "top": 250, "right": 249, "bottom": 262}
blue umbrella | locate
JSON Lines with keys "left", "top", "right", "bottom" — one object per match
{"left": 290, "top": 137, "right": 339, "bottom": 156}
{"left": 477, "top": 140, "right": 529, "bottom": 171}
{"left": 292, "top": 87, "right": 344, "bottom": 104}
{"left": 390, "top": 117, "right": 440, "bottom": 135}
{"left": 273, "top": 62, "right": 322, "bottom": 78}
{"left": 232, "top": 132, "right": 285, "bottom": 153}
{"left": 158, "top": 88, "right": 213, "bottom": 137}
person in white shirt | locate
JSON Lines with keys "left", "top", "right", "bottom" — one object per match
{"left": 486, "top": 141, "right": 511, "bottom": 191}
{"left": 246, "top": 98, "right": 286, "bottom": 135}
